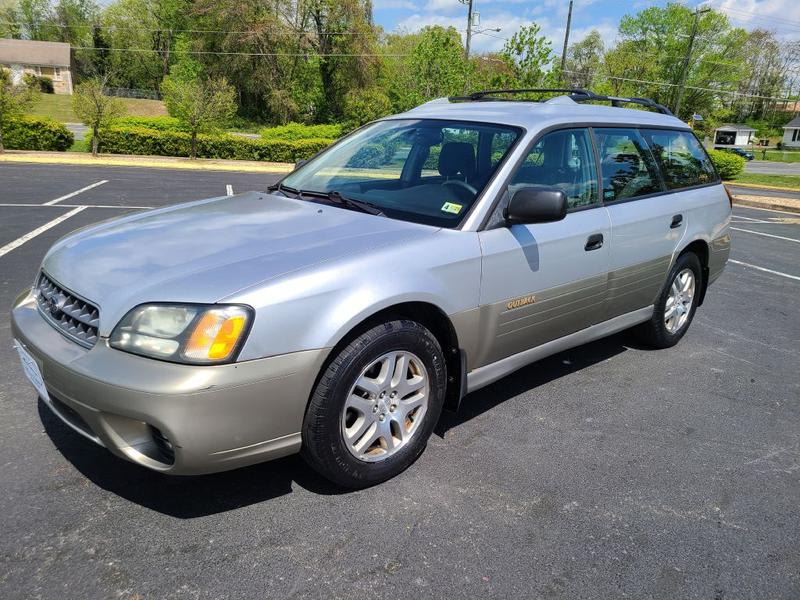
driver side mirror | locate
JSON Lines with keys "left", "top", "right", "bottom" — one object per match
{"left": 294, "top": 159, "right": 308, "bottom": 170}
{"left": 505, "top": 187, "right": 567, "bottom": 225}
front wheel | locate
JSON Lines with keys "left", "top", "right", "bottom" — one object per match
{"left": 635, "top": 252, "right": 702, "bottom": 349}
{"left": 301, "top": 319, "right": 446, "bottom": 489}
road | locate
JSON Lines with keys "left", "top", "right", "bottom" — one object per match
{"left": 1, "top": 163, "right": 798, "bottom": 599}
{"left": 745, "top": 160, "right": 800, "bottom": 176}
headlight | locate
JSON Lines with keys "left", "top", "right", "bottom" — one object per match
{"left": 109, "top": 304, "right": 252, "bottom": 364}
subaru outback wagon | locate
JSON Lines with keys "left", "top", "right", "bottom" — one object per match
{"left": 12, "top": 89, "right": 731, "bottom": 488}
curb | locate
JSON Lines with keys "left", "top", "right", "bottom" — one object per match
{"left": 0, "top": 151, "right": 294, "bottom": 174}
{"left": 733, "top": 197, "right": 800, "bottom": 214}
{"left": 724, "top": 181, "right": 800, "bottom": 193}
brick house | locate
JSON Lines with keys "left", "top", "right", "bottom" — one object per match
{"left": 0, "top": 39, "right": 73, "bottom": 94}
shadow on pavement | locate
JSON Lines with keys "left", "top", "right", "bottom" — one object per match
{"left": 39, "top": 400, "right": 344, "bottom": 519}
{"left": 436, "top": 329, "right": 646, "bottom": 436}
{"left": 41, "top": 329, "right": 649, "bottom": 518}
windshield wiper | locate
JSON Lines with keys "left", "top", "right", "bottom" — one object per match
{"left": 324, "top": 191, "right": 385, "bottom": 216}
{"left": 266, "top": 183, "right": 299, "bottom": 197}
{"left": 271, "top": 186, "right": 384, "bottom": 216}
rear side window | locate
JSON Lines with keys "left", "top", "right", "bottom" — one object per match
{"left": 594, "top": 128, "right": 662, "bottom": 202}
{"left": 643, "top": 129, "right": 719, "bottom": 189}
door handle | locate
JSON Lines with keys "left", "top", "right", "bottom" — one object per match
{"left": 585, "top": 233, "right": 604, "bottom": 251}
{"left": 670, "top": 214, "right": 683, "bottom": 229}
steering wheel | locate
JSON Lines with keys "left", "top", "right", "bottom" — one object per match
{"left": 442, "top": 179, "right": 478, "bottom": 196}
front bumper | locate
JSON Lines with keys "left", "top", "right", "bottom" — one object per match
{"left": 11, "top": 289, "right": 329, "bottom": 475}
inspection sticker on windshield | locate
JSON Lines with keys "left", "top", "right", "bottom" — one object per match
{"left": 441, "top": 202, "right": 463, "bottom": 215}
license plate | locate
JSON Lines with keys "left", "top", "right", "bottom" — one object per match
{"left": 14, "top": 340, "right": 50, "bottom": 402}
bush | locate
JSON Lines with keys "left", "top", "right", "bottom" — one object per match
{"left": 261, "top": 122, "right": 343, "bottom": 141}
{"left": 707, "top": 149, "right": 746, "bottom": 179}
{"left": 342, "top": 87, "right": 392, "bottom": 129}
{"left": 2, "top": 115, "right": 73, "bottom": 151}
{"left": 23, "top": 73, "right": 54, "bottom": 94}
{"left": 113, "top": 116, "right": 187, "bottom": 131}
{"left": 89, "top": 125, "right": 332, "bottom": 162}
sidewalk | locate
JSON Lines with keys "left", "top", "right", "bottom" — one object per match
{"left": 0, "top": 150, "right": 294, "bottom": 174}
{"left": 730, "top": 193, "right": 800, "bottom": 213}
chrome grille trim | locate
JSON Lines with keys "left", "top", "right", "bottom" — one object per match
{"left": 36, "top": 272, "right": 100, "bottom": 348}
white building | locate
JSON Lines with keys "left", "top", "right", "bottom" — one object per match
{"left": 0, "top": 39, "right": 73, "bottom": 94}
{"left": 713, "top": 124, "right": 756, "bottom": 148}
{"left": 782, "top": 116, "right": 800, "bottom": 149}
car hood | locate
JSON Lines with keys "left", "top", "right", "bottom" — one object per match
{"left": 42, "top": 191, "right": 437, "bottom": 335}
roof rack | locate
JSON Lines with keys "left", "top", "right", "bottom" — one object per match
{"left": 448, "top": 88, "right": 674, "bottom": 116}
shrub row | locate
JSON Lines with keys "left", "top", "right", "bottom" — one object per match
{"left": 260, "top": 122, "right": 343, "bottom": 141}
{"left": 112, "top": 116, "right": 187, "bottom": 131}
{"left": 91, "top": 126, "right": 332, "bottom": 162}
{"left": 707, "top": 149, "right": 746, "bottom": 179}
{"left": 2, "top": 115, "right": 73, "bottom": 151}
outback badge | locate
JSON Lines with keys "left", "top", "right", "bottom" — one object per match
{"left": 507, "top": 295, "right": 536, "bottom": 310}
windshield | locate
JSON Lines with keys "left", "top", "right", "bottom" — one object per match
{"left": 279, "top": 119, "right": 521, "bottom": 228}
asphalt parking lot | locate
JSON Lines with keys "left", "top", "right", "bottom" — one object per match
{"left": 1, "top": 162, "right": 798, "bottom": 600}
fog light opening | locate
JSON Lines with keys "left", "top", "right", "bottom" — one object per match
{"left": 148, "top": 425, "right": 176, "bottom": 466}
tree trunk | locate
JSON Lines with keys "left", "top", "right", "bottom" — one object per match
{"left": 191, "top": 131, "right": 197, "bottom": 160}
{"left": 0, "top": 123, "right": 4, "bottom": 154}
{"left": 92, "top": 125, "right": 99, "bottom": 157}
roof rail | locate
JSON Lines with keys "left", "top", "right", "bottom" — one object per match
{"left": 448, "top": 88, "right": 674, "bottom": 116}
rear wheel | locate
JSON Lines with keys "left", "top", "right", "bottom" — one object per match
{"left": 635, "top": 252, "right": 702, "bottom": 349}
{"left": 301, "top": 319, "right": 446, "bottom": 489}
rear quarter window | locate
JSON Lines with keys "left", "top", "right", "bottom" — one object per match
{"left": 642, "top": 129, "right": 719, "bottom": 189}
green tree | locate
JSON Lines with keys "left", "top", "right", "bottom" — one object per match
{"left": 563, "top": 30, "right": 604, "bottom": 90}
{"left": 616, "top": 4, "right": 747, "bottom": 119}
{"left": 0, "top": 68, "right": 39, "bottom": 152}
{"left": 161, "top": 74, "right": 236, "bottom": 158}
{"left": 383, "top": 26, "right": 466, "bottom": 112}
{"left": 72, "top": 75, "right": 125, "bottom": 155}
{"left": 501, "top": 23, "right": 553, "bottom": 88}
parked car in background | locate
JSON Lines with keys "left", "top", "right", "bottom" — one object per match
{"left": 12, "top": 89, "right": 731, "bottom": 489}
{"left": 718, "top": 147, "right": 754, "bottom": 161}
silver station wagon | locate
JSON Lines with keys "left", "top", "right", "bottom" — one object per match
{"left": 12, "top": 89, "right": 731, "bottom": 488}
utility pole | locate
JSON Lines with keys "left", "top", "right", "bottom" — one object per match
{"left": 560, "top": 0, "right": 573, "bottom": 84}
{"left": 460, "top": 0, "right": 474, "bottom": 60}
{"left": 674, "top": 7, "right": 710, "bottom": 117}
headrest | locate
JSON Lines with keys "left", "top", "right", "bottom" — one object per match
{"left": 438, "top": 142, "right": 475, "bottom": 178}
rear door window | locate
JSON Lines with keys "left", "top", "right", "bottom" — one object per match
{"left": 642, "top": 129, "right": 719, "bottom": 189}
{"left": 594, "top": 128, "right": 663, "bottom": 202}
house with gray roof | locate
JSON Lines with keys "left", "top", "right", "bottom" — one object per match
{"left": 0, "top": 39, "right": 73, "bottom": 94}
{"left": 782, "top": 116, "right": 800, "bottom": 149}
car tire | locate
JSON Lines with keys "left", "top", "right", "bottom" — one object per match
{"left": 635, "top": 252, "right": 702, "bottom": 349}
{"left": 301, "top": 319, "right": 447, "bottom": 489}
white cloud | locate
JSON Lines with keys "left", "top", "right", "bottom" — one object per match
{"left": 701, "top": 0, "right": 800, "bottom": 38}
{"left": 374, "top": 0, "right": 418, "bottom": 8}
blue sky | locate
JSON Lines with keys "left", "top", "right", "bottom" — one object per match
{"left": 372, "top": 0, "right": 800, "bottom": 53}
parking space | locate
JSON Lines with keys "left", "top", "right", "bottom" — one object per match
{"left": 0, "top": 164, "right": 798, "bottom": 599}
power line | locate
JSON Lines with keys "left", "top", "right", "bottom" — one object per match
{"left": 563, "top": 69, "right": 794, "bottom": 102}
{"left": 69, "top": 45, "right": 409, "bottom": 57}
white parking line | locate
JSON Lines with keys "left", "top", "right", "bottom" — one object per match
{"left": 0, "top": 203, "right": 152, "bottom": 210}
{"left": 730, "top": 227, "right": 800, "bottom": 244}
{"left": 731, "top": 215, "right": 770, "bottom": 223}
{"left": 0, "top": 206, "right": 86, "bottom": 259}
{"left": 226, "top": 184, "right": 234, "bottom": 196}
{"left": 729, "top": 259, "right": 800, "bottom": 282}
{"left": 43, "top": 180, "right": 108, "bottom": 205}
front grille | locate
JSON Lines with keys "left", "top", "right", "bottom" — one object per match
{"left": 36, "top": 272, "right": 100, "bottom": 348}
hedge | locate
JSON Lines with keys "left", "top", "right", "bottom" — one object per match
{"left": 112, "top": 116, "right": 187, "bottom": 131}
{"left": 707, "top": 149, "right": 746, "bottom": 180}
{"left": 2, "top": 115, "right": 73, "bottom": 151}
{"left": 261, "top": 122, "right": 343, "bottom": 141}
{"left": 90, "top": 126, "right": 332, "bottom": 162}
